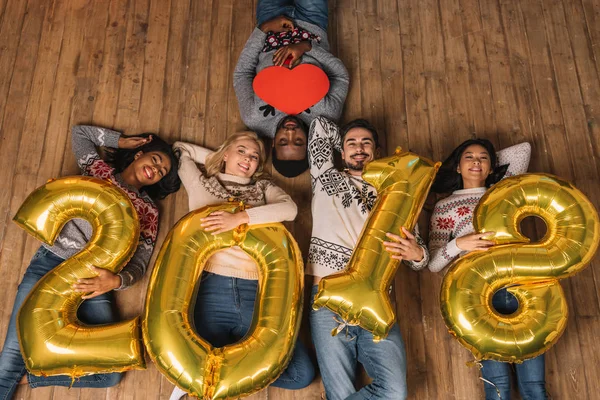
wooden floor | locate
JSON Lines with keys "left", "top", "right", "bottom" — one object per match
{"left": 1, "top": 0, "right": 599, "bottom": 398}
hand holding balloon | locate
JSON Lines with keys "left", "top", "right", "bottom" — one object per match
{"left": 383, "top": 227, "right": 424, "bottom": 262}
{"left": 455, "top": 232, "right": 495, "bottom": 252}
{"left": 73, "top": 267, "right": 122, "bottom": 299}
{"left": 200, "top": 210, "right": 250, "bottom": 234}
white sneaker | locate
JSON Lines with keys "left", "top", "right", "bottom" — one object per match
{"left": 169, "top": 386, "right": 188, "bottom": 400}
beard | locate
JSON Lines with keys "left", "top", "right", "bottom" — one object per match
{"left": 343, "top": 159, "right": 367, "bottom": 172}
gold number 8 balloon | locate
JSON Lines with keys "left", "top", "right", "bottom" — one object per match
{"left": 142, "top": 203, "right": 303, "bottom": 399}
{"left": 12, "top": 176, "right": 146, "bottom": 377}
{"left": 313, "top": 148, "right": 440, "bottom": 341}
{"left": 441, "top": 173, "right": 600, "bottom": 362}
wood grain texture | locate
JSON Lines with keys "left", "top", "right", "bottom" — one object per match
{"left": 1, "top": 0, "right": 598, "bottom": 399}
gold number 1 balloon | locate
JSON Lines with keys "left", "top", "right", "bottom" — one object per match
{"left": 142, "top": 203, "right": 303, "bottom": 399}
{"left": 312, "top": 148, "right": 440, "bottom": 341}
{"left": 441, "top": 173, "right": 600, "bottom": 362}
{"left": 13, "top": 176, "right": 145, "bottom": 377}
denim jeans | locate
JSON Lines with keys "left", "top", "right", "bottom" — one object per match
{"left": 309, "top": 285, "right": 407, "bottom": 400}
{"left": 480, "top": 288, "right": 548, "bottom": 400}
{"left": 193, "top": 272, "right": 315, "bottom": 389}
{"left": 0, "top": 247, "right": 121, "bottom": 400}
{"left": 256, "top": 0, "right": 329, "bottom": 31}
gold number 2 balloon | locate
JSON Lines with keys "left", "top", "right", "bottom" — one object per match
{"left": 142, "top": 203, "right": 303, "bottom": 399}
{"left": 13, "top": 176, "right": 146, "bottom": 377}
{"left": 441, "top": 173, "right": 600, "bottom": 362}
{"left": 313, "top": 148, "right": 440, "bottom": 341}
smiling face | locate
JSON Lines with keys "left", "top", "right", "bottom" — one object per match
{"left": 273, "top": 116, "right": 307, "bottom": 161}
{"left": 457, "top": 144, "right": 492, "bottom": 188}
{"left": 131, "top": 151, "right": 172, "bottom": 187}
{"left": 223, "top": 138, "right": 261, "bottom": 178}
{"left": 341, "top": 127, "right": 377, "bottom": 175}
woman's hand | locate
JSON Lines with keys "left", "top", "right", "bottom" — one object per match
{"left": 201, "top": 211, "right": 250, "bottom": 235}
{"left": 259, "top": 15, "right": 294, "bottom": 33}
{"left": 118, "top": 135, "right": 151, "bottom": 149}
{"left": 273, "top": 42, "right": 312, "bottom": 68}
{"left": 456, "top": 232, "right": 495, "bottom": 252}
{"left": 383, "top": 227, "right": 425, "bottom": 262}
{"left": 72, "top": 267, "right": 121, "bottom": 299}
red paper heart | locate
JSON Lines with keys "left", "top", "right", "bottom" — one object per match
{"left": 253, "top": 64, "right": 330, "bottom": 115}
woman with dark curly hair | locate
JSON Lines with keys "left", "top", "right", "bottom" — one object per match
{"left": 0, "top": 125, "right": 180, "bottom": 399}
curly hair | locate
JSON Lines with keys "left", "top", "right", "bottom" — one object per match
{"left": 105, "top": 133, "right": 181, "bottom": 200}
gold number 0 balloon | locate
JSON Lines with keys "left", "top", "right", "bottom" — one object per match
{"left": 142, "top": 203, "right": 303, "bottom": 399}
{"left": 12, "top": 176, "right": 145, "bottom": 377}
{"left": 313, "top": 148, "right": 440, "bottom": 341}
{"left": 441, "top": 173, "right": 600, "bottom": 362}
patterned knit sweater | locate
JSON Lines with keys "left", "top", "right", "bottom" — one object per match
{"left": 306, "top": 116, "right": 429, "bottom": 278}
{"left": 428, "top": 142, "right": 532, "bottom": 273}
{"left": 43, "top": 126, "right": 159, "bottom": 289}
{"left": 173, "top": 141, "right": 298, "bottom": 280}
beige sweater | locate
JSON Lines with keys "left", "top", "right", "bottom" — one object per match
{"left": 174, "top": 141, "right": 298, "bottom": 279}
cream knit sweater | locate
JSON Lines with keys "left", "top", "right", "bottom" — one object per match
{"left": 174, "top": 141, "right": 298, "bottom": 279}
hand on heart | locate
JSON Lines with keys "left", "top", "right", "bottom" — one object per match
{"left": 253, "top": 64, "right": 330, "bottom": 115}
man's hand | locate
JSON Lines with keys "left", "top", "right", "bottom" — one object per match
{"left": 200, "top": 211, "right": 250, "bottom": 235}
{"left": 118, "top": 135, "right": 151, "bottom": 149}
{"left": 383, "top": 227, "right": 425, "bottom": 262}
{"left": 273, "top": 42, "right": 312, "bottom": 68}
{"left": 73, "top": 267, "right": 121, "bottom": 299}
{"left": 259, "top": 15, "right": 294, "bottom": 33}
{"left": 456, "top": 232, "right": 495, "bottom": 252}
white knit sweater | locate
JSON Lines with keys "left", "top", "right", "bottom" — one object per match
{"left": 428, "top": 142, "right": 532, "bottom": 272}
{"left": 306, "top": 116, "right": 428, "bottom": 278}
{"left": 173, "top": 141, "right": 298, "bottom": 279}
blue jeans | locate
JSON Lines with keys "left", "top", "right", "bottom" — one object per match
{"left": 481, "top": 288, "right": 548, "bottom": 400}
{"left": 256, "top": 0, "right": 329, "bottom": 31}
{"left": 309, "top": 285, "right": 407, "bottom": 400}
{"left": 193, "top": 272, "right": 315, "bottom": 389}
{"left": 0, "top": 247, "right": 121, "bottom": 400}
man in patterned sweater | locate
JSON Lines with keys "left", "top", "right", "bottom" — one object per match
{"left": 307, "top": 116, "right": 429, "bottom": 400}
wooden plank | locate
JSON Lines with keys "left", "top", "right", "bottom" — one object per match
{"left": 336, "top": 0, "right": 361, "bottom": 121}
{"left": 0, "top": 0, "right": 28, "bottom": 128}
{"left": 581, "top": 0, "right": 600, "bottom": 79}
{"left": 92, "top": 0, "right": 130, "bottom": 127}
{"left": 460, "top": 0, "right": 497, "bottom": 136}
{"left": 355, "top": 1, "right": 385, "bottom": 146}
{"left": 114, "top": 0, "right": 150, "bottom": 131}
{"left": 438, "top": 0, "right": 475, "bottom": 147}
{"left": 203, "top": 0, "right": 233, "bottom": 149}
{"left": 227, "top": 0, "right": 253, "bottom": 132}
{"left": 136, "top": 0, "right": 171, "bottom": 133}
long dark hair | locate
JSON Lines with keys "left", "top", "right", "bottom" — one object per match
{"left": 105, "top": 133, "right": 181, "bottom": 200}
{"left": 431, "top": 138, "right": 508, "bottom": 194}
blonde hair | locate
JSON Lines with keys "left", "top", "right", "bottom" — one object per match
{"left": 205, "top": 131, "right": 267, "bottom": 180}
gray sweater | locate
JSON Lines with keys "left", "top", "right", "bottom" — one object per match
{"left": 42, "top": 126, "right": 159, "bottom": 289}
{"left": 234, "top": 20, "right": 349, "bottom": 138}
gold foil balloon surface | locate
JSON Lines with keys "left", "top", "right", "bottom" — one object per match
{"left": 313, "top": 148, "right": 440, "bottom": 341}
{"left": 142, "top": 203, "right": 303, "bottom": 400}
{"left": 13, "top": 176, "right": 145, "bottom": 377}
{"left": 441, "top": 173, "right": 599, "bottom": 362}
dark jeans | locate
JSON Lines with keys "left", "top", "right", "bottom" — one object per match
{"left": 0, "top": 247, "right": 121, "bottom": 400}
{"left": 256, "top": 0, "right": 329, "bottom": 31}
{"left": 481, "top": 288, "right": 548, "bottom": 400}
{"left": 193, "top": 272, "right": 315, "bottom": 389}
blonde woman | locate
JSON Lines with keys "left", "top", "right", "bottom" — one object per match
{"left": 169, "top": 132, "right": 314, "bottom": 399}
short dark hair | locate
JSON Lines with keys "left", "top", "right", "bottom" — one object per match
{"left": 340, "top": 119, "right": 380, "bottom": 148}
{"left": 271, "top": 147, "right": 309, "bottom": 178}
{"left": 430, "top": 138, "right": 509, "bottom": 194}
{"left": 105, "top": 133, "right": 181, "bottom": 200}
